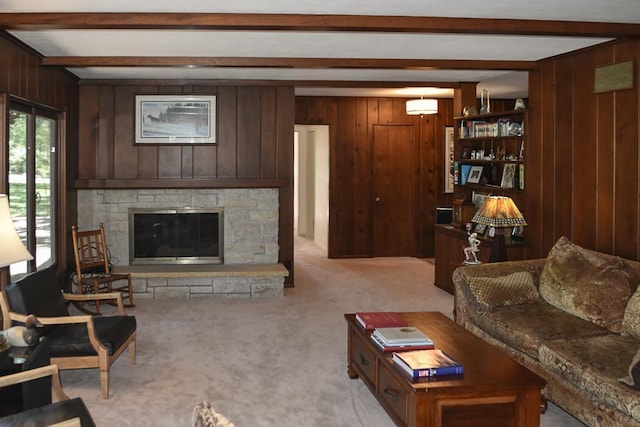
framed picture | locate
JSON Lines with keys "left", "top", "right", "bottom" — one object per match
{"left": 467, "top": 165, "right": 483, "bottom": 184}
{"left": 472, "top": 191, "right": 490, "bottom": 211}
{"left": 473, "top": 223, "right": 486, "bottom": 235}
{"left": 135, "top": 95, "right": 217, "bottom": 144}
{"left": 444, "top": 126, "right": 455, "bottom": 193}
{"left": 501, "top": 163, "right": 517, "bottom": 188}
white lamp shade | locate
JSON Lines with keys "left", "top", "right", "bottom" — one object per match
{"left": 0, "top": 194, "right": 33, "bottom": 268}
{"left": 406, "top": 98, "right": 438, "bottom": 115}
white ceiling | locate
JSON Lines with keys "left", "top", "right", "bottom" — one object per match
{"left": 2, "top": 0, "right": 639, "bottom": 98}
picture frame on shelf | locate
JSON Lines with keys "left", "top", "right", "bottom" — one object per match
{"left": 501, "top": 163, "right": 517, "bottom": 188}
{"left": 473, "top": 223, "right": 486, "bottom": 235}
{"left": 134, "top": 95, "right": 217, "bottom": 144}
{"left": 444, "top": 126, "right": 455, "bottom": 193}
{"left": 467, "top": 165, "right": 483, "bottom": 184}
{"left": 472, "top": 191, "right": 490, "bottom": 211}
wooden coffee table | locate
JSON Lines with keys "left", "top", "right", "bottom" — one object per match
{"left": 345, "top": 312, "right": 545, "bottom": 427}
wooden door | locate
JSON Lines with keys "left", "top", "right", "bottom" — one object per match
{"left": 372, "top": 124, "right": 417, "bottom": 256}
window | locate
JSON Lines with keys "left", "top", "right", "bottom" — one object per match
{"left": 8, "top": 101, "right": 58, "bottom": 279}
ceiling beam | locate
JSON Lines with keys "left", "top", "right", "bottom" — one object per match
{"left": 1, "top": 13, "right": 639, "bottom": 37}
{"left": 42, "top": 56, "right": 537, "bottom": 71}
{"left": 78, "top": 78, "right": 467, "bottom": 88}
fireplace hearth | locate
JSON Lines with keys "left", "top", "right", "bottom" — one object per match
{"left": 129, "top": 208, "right": 223, "bottom": 265}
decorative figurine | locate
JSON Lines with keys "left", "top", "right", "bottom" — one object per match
{"left": 1, "top": 314, "right": 40, "bottom": 347}
{"left": 463, "top": 232, "right": 482, "bottom": 265}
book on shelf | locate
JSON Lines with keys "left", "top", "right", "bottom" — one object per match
{"left": 371, "top": 332, "right": 435, "bottom": 352}
{"left": 355, "top": 312, "right": 408, "bottom": 331}
{"left": 372, "top": 326, "right": 433, "bottom": 346}
{"left": 460, "top": 164, "right": 471, "bottom": 185}
{"left": 392, "top": 349, "right": 464, "bottom": 379}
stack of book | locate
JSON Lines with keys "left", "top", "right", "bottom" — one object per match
{"left": 371, "top": 326, "right": 434, "bottom": 352}
{"left": 392, "top": 349, "right": 464, "bottom": 379}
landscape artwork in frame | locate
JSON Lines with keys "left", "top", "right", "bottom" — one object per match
{"left": 135, "top": 95, "right": 217, "bottom": 144}
{"left": 444, "top": 126, "right": 455, "bottom": 193}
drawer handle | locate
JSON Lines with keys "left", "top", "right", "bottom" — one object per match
{"left": 359, "top": 353, "right": 370, "bottom": 366}
{"left": 383, "top": 387, "right": 400, "bottom": 402}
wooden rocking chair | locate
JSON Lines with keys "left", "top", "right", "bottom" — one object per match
{"left": 71, "top": 223, "right": 135, "bottom": 315}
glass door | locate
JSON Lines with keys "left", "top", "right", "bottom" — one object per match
{"left": 8, "top": 102, "right": 58, "bottom": 278}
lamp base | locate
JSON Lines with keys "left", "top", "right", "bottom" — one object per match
{"left": 489, "top": 230, "right": 508, "bottom": 263}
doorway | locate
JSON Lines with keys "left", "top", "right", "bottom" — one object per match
{"left": 294, "top": 125, "right": 330, "bottom": 254}
{"left": 372, "top": 124, "right": 417, "bottom": 256}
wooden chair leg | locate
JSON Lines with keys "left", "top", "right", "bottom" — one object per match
{"left": 130, "top": 340, "right": 136, "bottom": 365}
{"left": 100, "top": 369, "right": 109, "bottom": 400}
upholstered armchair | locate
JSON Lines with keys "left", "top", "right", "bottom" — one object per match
{"left": 0, "top": 268, "right": 136, "bottom": 399}
{"left": 0, "top": 364, "right": 96, "bottom": 426}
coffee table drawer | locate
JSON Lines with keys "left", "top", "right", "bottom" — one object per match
{"left": 350, "top": 330, "right": 376, "bottom": 384}
{"left": 378, "top": 363, "right": 409, "bottom": 425}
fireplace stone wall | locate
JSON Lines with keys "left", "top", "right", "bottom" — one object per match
{"left": 76, "top": 188, "right": 283, "bottom": 299}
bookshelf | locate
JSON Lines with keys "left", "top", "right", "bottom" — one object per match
{"left": 453, "top": 109, "right": 527, "bottom": 202}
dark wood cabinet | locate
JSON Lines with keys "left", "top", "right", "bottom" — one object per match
{"left": 434, "top": 224, "right": 525, "bottom": 294}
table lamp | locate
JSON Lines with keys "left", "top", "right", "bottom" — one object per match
{"left": 0, "top": 194, "right": 33, "bottom": 290}
{"left": 471, "top": 195, "right": 526, "bottom": 262}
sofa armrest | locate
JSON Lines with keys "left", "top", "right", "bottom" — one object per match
{"left": 453, "top": 259, "right": 547, "bottom": 326}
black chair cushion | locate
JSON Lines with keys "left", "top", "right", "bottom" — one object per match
{"left": 44, "top": 316, "right": 136, "bottom": 357}
{"left": 0, "top": 397, "right": 96, "bottom": 427}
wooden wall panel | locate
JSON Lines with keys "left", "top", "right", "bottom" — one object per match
{"left": 75, "top": 81, "right": 295, "bottom": 282}
{"left": 528, "top": 39, "right": 640, "bottom": 261}
{"left": 572, "top": 50, "right": 597, "bottom": 249}
{"left": 295, "top": 96, "right": 454, "bottom": 258}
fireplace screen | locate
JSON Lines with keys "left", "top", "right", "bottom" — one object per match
{"left": 129, "top": 208, "right": 223, "bottom": 264}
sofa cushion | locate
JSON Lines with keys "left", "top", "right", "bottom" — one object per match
{"left": 540, "top": 335, "right": 640, "bottom": 422}
{"left": 539, "top": 236, "right": 638, "bottom": 332}
{"left": 622, "top": 286, "right": 640, "bottom": 341}
{"left": 467, "top": 271, "right": 539, "bottom": 311}
{"left": 473, "top": 300, "right": 612, "bottom": 359}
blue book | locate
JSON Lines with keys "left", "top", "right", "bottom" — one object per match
{"left": 460, "top": 164, "right": 471, "bottom": 185}
{"left": 392, "top": 349, "right": 464, "bottom": 379}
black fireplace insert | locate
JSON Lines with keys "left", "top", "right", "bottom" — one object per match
{"left": 129, "top": 208, "right": 223, "bottom": 264}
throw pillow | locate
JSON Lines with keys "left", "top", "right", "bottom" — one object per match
{"left": 619, "top": 348, "right": 640, "bottom": 390}
{"left": 622, "top": 286, "right": 640, "bottom": 340}
{"left": 192, "top": 401, "right": 236, "bottom": 427}
{"left": 467, "top": 271, "right": 539, "bottom": 311}
{"left": 539, "top": 236, "right": 638, "bottom": 332}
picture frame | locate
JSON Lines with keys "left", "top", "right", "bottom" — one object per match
{"left": 444, "top": 126, "right": 455, "bottom": 193}
{"left": 501, "top": 163, "right": 517, "bottom": 188}
{"left": 466, "top": 165, "right": 483, "bottom": 184}
{"left": 135, "top": 95, "right": 217, "bottom": 144}
{"left": 472, "top": 191, "right": 490, "bottom": 211}
{"left": 473, "top": 223, "right": 486, "bottom": 235}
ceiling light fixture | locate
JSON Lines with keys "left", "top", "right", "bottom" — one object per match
{"left": 406, "top": 98, "right": 438, "bottom": 115}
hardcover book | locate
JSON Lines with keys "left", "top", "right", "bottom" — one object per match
{"left": 372, "top": 327, "right": 433, "bottom": 346}
{"left": 392, "top": 349, "right": 464, "bottom": 379}
{"left": 371, "top": 332, "right": 435, "bottom": 352}
{"left": 355, "top": 312, "right": 408, "bottom": 331}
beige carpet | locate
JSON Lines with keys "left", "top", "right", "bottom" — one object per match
{"left": 60, "top": 237, "right": 585, "bottom": 426}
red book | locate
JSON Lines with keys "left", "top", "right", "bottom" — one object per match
{"left": 355, "top": 312, "right": 408, "bottom": 331}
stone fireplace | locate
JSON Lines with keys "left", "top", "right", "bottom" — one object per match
{"left": 77, "top": 188, "right": 285, "bottom": 299}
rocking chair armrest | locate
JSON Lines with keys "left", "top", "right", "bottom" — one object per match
{"left": 0, "top": 364, "right": 69, "bottom": 402}
{"left": 63, "top": 291, "right": 127, "bottom": 314}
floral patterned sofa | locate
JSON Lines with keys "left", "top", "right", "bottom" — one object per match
{"left": 453, "top": 236, "right": 640, "bottom": 427}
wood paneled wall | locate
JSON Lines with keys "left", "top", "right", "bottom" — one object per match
{"left": 0, "top": 32, "right": 79, "bottom": 283}
{"left": 527, "top": 39, "right": 640, "bottom": 260}
{"left": 295, "top": 96, "right": 456, "bottom": 258}
{"left": 77, "top": 84, "right": 295, "bottom": 281}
